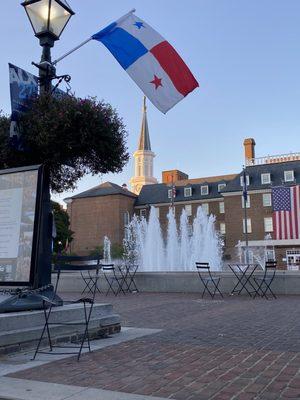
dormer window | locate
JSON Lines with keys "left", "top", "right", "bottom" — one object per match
{"left": 284, "top": 170, "right": 294, "bottom": 182}
{"left": 201, "top": 185, "right": 209, "bottom": 195}
{"left": 218, "top": 183, "right": 226, "bottom": 192}
{"left": 240, "top": 175, "right": 250, "bottom": 187}
{"left": 184, "top": 187, "right": 192, "bottom": 197}
{"left": 168, "top": 188, "right": 176, "bottom": 199}
{"left": 261, "top": 173, "right": 271, "bottom": 185}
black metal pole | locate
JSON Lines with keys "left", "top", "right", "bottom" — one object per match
{"left": 34, "top": 39, "right": 55, "bottom": 288}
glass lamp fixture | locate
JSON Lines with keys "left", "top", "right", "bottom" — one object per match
{"left": 22, "top": 0, "right": 74, "bottom": 42}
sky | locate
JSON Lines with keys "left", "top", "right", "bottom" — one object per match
{"left": 1, "top": 1, "right": 300, "bottom": 205}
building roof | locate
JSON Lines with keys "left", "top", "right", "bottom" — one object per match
{"left": 135, "top": 174, "right": 238, "bottom": 206}
{"left": 65, "top": 182, "right": 137, "bottom": 201}
{"left": 138, "top": 97, "right": 151, "bottom": 151}
{"left": 223, "top": 160, "right": 300, "bottom": 193}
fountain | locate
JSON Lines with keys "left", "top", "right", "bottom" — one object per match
{"left": 124, "top": 206, "right": 222, "bottom": 271}
{"left": 103, "top": 236, "right": 112, "bottom": 263}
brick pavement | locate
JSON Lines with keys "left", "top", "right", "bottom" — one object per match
{"left": 8, "top": 293, "right": 300, "bottom": 400}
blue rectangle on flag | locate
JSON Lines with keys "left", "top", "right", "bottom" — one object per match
{"left": 94, "top": 27, "right": 148, "bottom": 70}
{"left": 272, "top": 186, "right": 291, "bottom": 211}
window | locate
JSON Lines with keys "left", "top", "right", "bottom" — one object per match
{"left": 243, "top": 218, "right": 252, "bottom": 233}
{"left": 241, "top": 195, "right": 250, "bottom": 208}
{"left": 219, "top": 202, "right": 225, "bottom": 214}
{"left": 261, "top": 173, "right": 271, "bottom": 184}
{"left": 140, "top": 209, "right": 147, "bottom": 218}
{"left": 264, "top": 217, "right": 273, "bottom": 232}
{"left": 265, "top": 249, "right": 275, "bottom": 261}
{"left": 218, "top": 183, "right": 226, "bottom": 192}
{"left": 284, "top": 170, "right": 294, "bottom": 182}
{"left": 240, "top": 175, "right": 250, "bottom": 187}
{"left": 123, "top": 212, "right": 130, "bottom": 226}
{"left": 263, "top": 193, "right": 272, "bottom": 207}
{"left": 220, "top": 223, "right": 226, "bottom": 235}
{"left": 168, "top": 188, "right": 176, "bottom": 199}
{"left": 185, "top": 204, "right": 192, "bottom": 216}
{"left": 244, "top": 249, "right": 254, "bottom": 264}
{"left": 184, "top": 187, "right": 192, "bottom": 197}
{"left": 201, "top": 203, "right": 209, "bottom": 215}
{"left": 201, "top": 185, "right": 209, "bottom": 195}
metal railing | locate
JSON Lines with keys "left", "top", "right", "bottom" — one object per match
{"left": 246, "top": 152, "right": 300, "bottom": 166}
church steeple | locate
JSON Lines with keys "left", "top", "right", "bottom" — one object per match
{"left": 130, "top": 97, "right": 158, "bottom": 195}
{"left": 138, "top": 97, "right": 151, "bottom": 151}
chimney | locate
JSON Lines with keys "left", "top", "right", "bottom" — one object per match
{"left": 243, "top": 138, "right": 256, "bottom": 162}
{"left": 162, "top": 170, "right": 189, "bottom": 184}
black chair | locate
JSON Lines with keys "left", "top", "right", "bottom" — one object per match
{"left": 196, "top": 262, "right": 223, "bottom": 299}
{"left": 120, "top": 263, "right": 139, "bottom": 293}
{"left": 102, "top": 264, "right": 126, "bottom": 296}
{"left": 33, "top": 255, "right": 101, "bottom": 361}
{"left": 253, "top": 260, "right": 277, "bottom": 299}
{"left": 81, "top": 262, "right": 103, "bottom": 295}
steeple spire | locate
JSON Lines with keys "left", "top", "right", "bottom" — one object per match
{"left": 130, "top": 97, "right": 157, "bottom": 195}
{"left": 138, "top": 96, "right": 151, "bottom": 151}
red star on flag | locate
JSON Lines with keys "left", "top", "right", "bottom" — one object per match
{"left": 150, "top": 75, "right": 163, "bottom": 89}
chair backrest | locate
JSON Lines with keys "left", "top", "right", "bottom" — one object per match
{"left": 265, "top": 260, "right": 277, "bottom": 270}
{"left": 195, "top": 262, "right": 210, "bottom": 270}
{"left": 54, "top": 255, "right": 101, "bottom": 272}
{"left": 53, "top": 255, "right": 101, "bottom": 299}
{"left": 101, "top": 264, "right": 115, "bottom": 272}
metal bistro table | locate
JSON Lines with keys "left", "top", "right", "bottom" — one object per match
{"left": 228, "top": 263, "right": 259, "bottom": 297}
{"left": 117, "top": 264, "right": 139, "bottom": 293}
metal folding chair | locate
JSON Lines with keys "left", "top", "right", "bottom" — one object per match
{"left": 120, "top": 264, "right": 139, "bottom": 293}
{"left": 102, "top": 264, "right": 126, "bottom": 296}
{"left": 195, "top": 262, "right": 223, "bottom": 299}
{"left": 253, "top": 261, "right": 277, "bottom": 299}
{"left": 80, "top": 268, "right": 102, "bottom": 295}
{"left": 33, "top": 255, "right": 101, "bottom": 361}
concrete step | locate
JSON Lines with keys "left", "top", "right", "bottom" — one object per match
{"left": 0, "top": 303, "right": 121, "bottom": 354}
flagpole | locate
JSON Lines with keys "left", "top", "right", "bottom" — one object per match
{"left": 52, "top": 9, "right": 136, "bottom": 66}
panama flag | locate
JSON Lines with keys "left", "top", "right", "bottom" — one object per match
{"left": 92, "top": 12, "right": 199, "bottom": 113}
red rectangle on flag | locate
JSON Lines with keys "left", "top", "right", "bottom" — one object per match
{"left": 150, "top": 41, "right": 199, "bottom": 97}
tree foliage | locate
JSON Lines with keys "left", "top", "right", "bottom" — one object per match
{"left": 52, "top": 200, "right": 73, "bottom": 253}
{"left": 0, "top": 95, "right": 129, "bottom": 192}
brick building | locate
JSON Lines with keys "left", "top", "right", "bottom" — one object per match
{"left": 65, "top": 101, "right": 300, "bottom": 268}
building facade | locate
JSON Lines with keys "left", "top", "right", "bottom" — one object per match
{"left": 65, "top": 106, "right": 300, "bottom": 268}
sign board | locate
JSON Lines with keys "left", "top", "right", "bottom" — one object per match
{"left": 0, "top": 165, "right": 42, "bottom": 286}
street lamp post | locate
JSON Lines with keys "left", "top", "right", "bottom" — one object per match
{"left": 21, "top": 0, "right": 74, "bottom": 289}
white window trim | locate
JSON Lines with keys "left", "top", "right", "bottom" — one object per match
{"left": 264, "top": 217, "right": 273, "bottom": 232}
{"left": 219, "top": 202, "right": 225, "bottom": 214}
{"left": 185, "top": 204, "right": 192, "bottom": 216}
{"left": 261, "top": 173, "right": 271, "bottom": 185}
{"left": 284, "top": 170, "right": 294, "bottom": 182}
{"left": 201, "top": 203, "right": 209, "bottom": 215}
{"left": 201, "top": 185, "right": 209, "bottom": 195}
{"left": 218, "top": 183, "right": 226, "bottom": 192}
{"left": 243, "top": 218, "right": 252, "bottom": 233}
{"left": 240, "top": 175, "right": 250, "bottom": 187}
{"left": 184, "top": 187, "right": 192, "bottom": 197}
{"left": 241, "top": 195, "right": 250, "bottom": 208}
{"left": 220, "top": 222, "right": 226, "bottom": 235}
{"left": 263, "top": 193, "right": 272, "bottom": 207}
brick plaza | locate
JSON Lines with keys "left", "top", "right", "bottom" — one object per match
{"left": 7, "top": 293, "right": 300, "bottom": 400}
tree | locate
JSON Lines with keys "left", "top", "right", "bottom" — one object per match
{"left": 51, "top": 201, "right": 73, "bottom": 253}
{"left": 0, "top": 94, "right": 129, "bottom": 192}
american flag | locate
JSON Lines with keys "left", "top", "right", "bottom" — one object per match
{"left": 272, "top": 186, "right": 300, "bottom": 239}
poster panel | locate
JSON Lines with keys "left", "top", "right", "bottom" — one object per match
{"left": 0, "top": 165, "right": 41, "bottom": 286}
